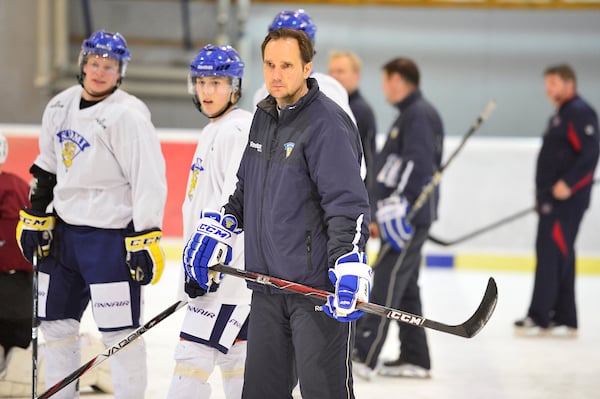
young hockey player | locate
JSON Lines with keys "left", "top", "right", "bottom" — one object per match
{"left": 167, "top": 44, "right": 252, "bottom": 399}
{"left": 16, "top": 30, "right": 167, "bottom": 398}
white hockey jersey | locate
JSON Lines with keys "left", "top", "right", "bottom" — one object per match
{"left": 181, "top": 108, "right": 253, "bottom": 305}
{"left": 35, "top": 85, "right": 166, "bottom": 231}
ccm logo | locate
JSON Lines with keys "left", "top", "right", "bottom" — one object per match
{"left": 387, "top": 311, "right": 424, "bottom": 326}
{"left": 197, "top": 223, "right": 232, "bottom": 239}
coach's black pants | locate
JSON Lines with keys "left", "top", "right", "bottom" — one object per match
{"left": 528, "top": 202, "right": 586, "bottom": 328}
{"left": 243, "top": 291, "right": 356, "bottom": 399}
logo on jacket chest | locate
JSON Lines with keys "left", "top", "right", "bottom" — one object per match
{"left": 390, "top": 127, "right": 399, "bottom": 139}
{"left": 56, "top": 130, "right": 90, "bottom": 169}
{"left": 284, "top": 142, "right": 295, "bottom": 158}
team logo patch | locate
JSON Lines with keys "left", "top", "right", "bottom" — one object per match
{"left": 57, "top": 130, "right": 90, "bottom": 169}
{"left": 187, "top": 157, "right": 204, "bottom": 199}
{"left": 552, "top": 116, "right": 561, "bottom": 127}
{"left": 390, "top": 127, "right": 399, "bottom": 139}
{"left": 585, "top": 125, "right": 595, "bottom": 136}
{"left": 222, "top": 214, "right": 238, "bottom": 231}
{"left": 284, "top": 142, "right": 295, "bottom": 158}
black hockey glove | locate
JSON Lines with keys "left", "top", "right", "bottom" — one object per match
{"left": 16, "top": 209, "right": 56, "bottom": 263}
{"left": 184, "top": 275, "right": 220, "bottom": 298}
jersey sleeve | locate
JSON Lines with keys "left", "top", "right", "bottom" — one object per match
{"left": 562, "top": 108, "right": 600, "bottom": 193}
{"left": 112, "top": 109, "right": 167, "bottom": 231}
{"left": 395, "top": 110, "right": 437, "bottom": 204}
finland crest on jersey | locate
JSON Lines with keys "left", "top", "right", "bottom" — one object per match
{"left": 57, "top": 129, "right": 90, "bottom": 169}
{"left": 187, "top": 157, "right": 205, "bottom": 200}
{"left": 284, "top": 142, "right": 295, "bottom": 158}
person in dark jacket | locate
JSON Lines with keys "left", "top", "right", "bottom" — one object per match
{"left": 515, "top": 64, "right": 599, "bottom": 337}
{"left": 328, "top": 50, "right": 377, "bottom": 194}
{"left": 183, "top": 28, "right": 371, "bottom": 398}
{"left": 353, "top": 57, "right": 443, "bottom": 380}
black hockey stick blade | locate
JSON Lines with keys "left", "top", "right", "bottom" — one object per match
{"left": 213, "top": 264, "right": 498, "bottom": 338}
{"left": 36, "top": 300, "right": 187, "bottom": 399}
{"left": 428, "top": 206, "right": 534, "bottom": 246}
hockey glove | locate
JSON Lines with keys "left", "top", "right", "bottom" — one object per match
{"left": 376, "top": 194, "right": 414, "bottom": 252}
{"left": 184, "top": 274, "right": 219, "bottom": 298}
{"left": 182, "top": 210, "right": 239, "bottom": 291}
{"left": 323, "top": 251, "right": 372, "bottom": 322}
{"left": 16, "top": 209, "right": 56, "bottom": 263}
{"left": 125, "top": 228, "right": 165, "bottom": 285}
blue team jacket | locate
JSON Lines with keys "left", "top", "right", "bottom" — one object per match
{"left": 224, "top": 78, "right": 370, "bottom": 292}
{"left": 536, "top": 95, "right": 599, "bottom": 210}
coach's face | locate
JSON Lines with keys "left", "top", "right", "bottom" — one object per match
{"left": 263, "top": 37, "right": 312, "bottom": 107}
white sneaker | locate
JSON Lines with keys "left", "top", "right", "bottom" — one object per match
{"left": 353, "top": 361, "right": 377, "bottom": 381}
{"left": 549, "top": 324, "right": 578, "bottom": 339}
{"left": 514, "top": 317, "right": 551, "bottom": 337}
{"left": 378, "top": 362, "right": 431, "bottom": 379}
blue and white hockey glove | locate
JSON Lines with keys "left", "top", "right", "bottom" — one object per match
{"left": 376, "top": 194, "right": 414, "bottom": 252}
{"left": 16, "top": 209, "right": 56, "bottom": 263}
{"left": 182, "top": 210, "right": 239, "bottom": 291}
{"left": 323, "top": 251, "right": 372, "bottom": 322}
{"left": 125, "top": 228, "right": 165, "bottom": 285}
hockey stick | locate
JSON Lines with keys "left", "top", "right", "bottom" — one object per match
{"left": 31, "top": 253, "right": 39, "bottom": 399}
{"left": 428, "top": 177, "right": 600, "bottom": 246}
{"left": 407, "top": 100, "right": 496, "bottom": 221}
{"left": 36, "top": 300, "right": 187, "bottom": 399}
{"left": 428, "top": 205, "right": 534, "bottom": 246}
{"left": 212, "top": 264, "right": 497, "bottom": 338}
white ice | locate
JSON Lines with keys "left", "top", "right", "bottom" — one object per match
{"left": 70, "top": 260, "right": 600, "bottom": 399}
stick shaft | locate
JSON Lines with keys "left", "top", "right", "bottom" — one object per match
{"left": 36, "top": 300, "right": 187, "bottom": 399}
{"left": 407, "top": 100, "right": 496, "bottom": 222}
{"left": 212, "top": 264, "right": 497, "bottom": 338}
{"left": 32, "top": 253, "right": 38, "bottom": 399}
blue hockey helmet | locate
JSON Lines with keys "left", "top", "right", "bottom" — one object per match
{"left": 78, "top": 30, "right": 131, "bottom": 79}
{"left": 268, "top": 9, "right": 317, "bottom": 43}
{"left": 188, "top": 44, "right": 245, "bottom": 117}
{"left": 188, "top": 44, "right": 244, "bottom": 95}
{"left": 189, "top": 44, "right": 245, "bottom": 80}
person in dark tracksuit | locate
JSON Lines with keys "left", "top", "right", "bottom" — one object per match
{"left": 328, "top": 51, "right": 377, "bottom": 194}
{"left": 353, "top": 58, "right": 443, "bottom": 380}
{"left": 515, "top": 64, "right": 599, "bottom": 337}
{"left": 182, "top": 28, "right": 371, "bottom": 399}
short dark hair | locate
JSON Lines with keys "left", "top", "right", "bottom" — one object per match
{"left": 544, "top": 63, "right": 576, "bottom": 84}
{"left": 382, "top": 57, "right": 420, "bottom": 86}
{"left": 261, "top": 28, "right": 314, "bottom": 65}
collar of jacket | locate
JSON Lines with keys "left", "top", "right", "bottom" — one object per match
{"left": 394, "top": 88, "right": 422, "bottom": 112}
{"left": 258, "top": 77, "right": 320, "bottom": 119}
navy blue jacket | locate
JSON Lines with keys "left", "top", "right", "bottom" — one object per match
{"left": 536, "top": 95, "right": 599, "bottom": 209}
{"left": 349, "top": 89, "right": 377, "bottom": 193}
{"left": 224, "top": 78, "right": 370, "bottom": 293}
{"left": 372, "top": 89, "right": 444, "bottom": 227}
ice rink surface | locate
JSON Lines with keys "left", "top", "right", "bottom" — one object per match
{"left": 74, "top": 260, "right": 599, "bottom": 399}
